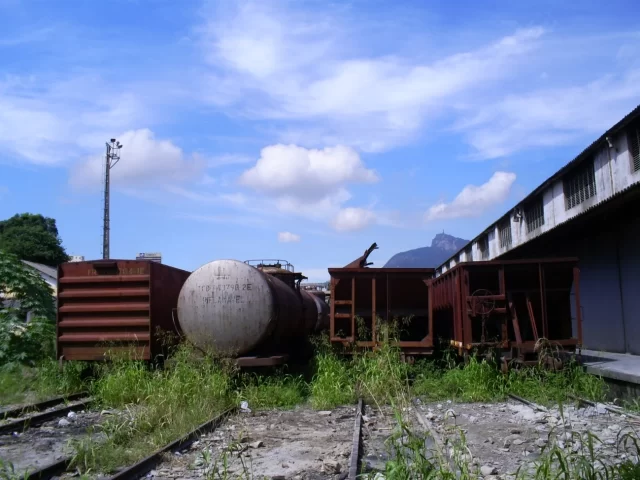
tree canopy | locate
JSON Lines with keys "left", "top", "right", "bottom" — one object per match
{"left": 0, "top": 249, "right": 56, "bottom": 365}
{"left": 0, "top": 213, "right": 69, "bottom": 266}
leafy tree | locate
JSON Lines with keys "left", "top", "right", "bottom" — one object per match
{"left": 0, "top": 213, "right": 69, "bottom": 266}
{"left": 0, "top": 250, "right": 56, "bottom": 366}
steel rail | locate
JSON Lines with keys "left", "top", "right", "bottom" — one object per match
{"left": 507, "top": 393, "right": 548, "bottom": 413}
{"left": 25, "top": 457, "right": 73, "bottom": 480}
{"left": 413, "top": 399, "right": 456, "bottom": 472}
{"left": 348, "top": 398, "right": 364, "bottom": 480}
{"left": 106, "top": 407, "right": 236, "bottom": 480}
{"left": 1, "top": 392, "right": 88, "bottom": 420}
{"left": 568, "top": 394, "right": 640, "bottom": 421}
{"left": 0, "top": 398, "right": 94, "bottom": 436}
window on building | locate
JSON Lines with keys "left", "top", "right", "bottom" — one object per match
{"left": 629, "top": 123, "right": 640, "bottom": 173}
{"left": 564, "top": 160, "right": 597, "bottom": 209}
{"left": 478, "top": 236, "right": 489, "bottom": 260}
{"left": 499, "top": 219, "right": 512, "bottom": 249}
{"left": 465, "top": 245, "right": 473, "bottom": 262}
{"left": 525, "top": 198, "right": 545, "bottom": 233}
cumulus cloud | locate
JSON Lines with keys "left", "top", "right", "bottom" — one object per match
{"left": 199, "top": 1, "right": 545, "bottom": 152}
{"left": 69, "top": 129, "right": 205, "bottom": 189}
{"left": 278, "top": 231, "right": 301, "bottom": 243}
{"left": 239, "top": 144, "right": 378, "bottom": 200}
{"left": 237, "top": 144, "right": 378, "bottom": 228}
{"left": 425, "top": 172, "right": 516, "bottom": 221}
{"left": 332, "top": 207, "right": 376, "bottom": 232}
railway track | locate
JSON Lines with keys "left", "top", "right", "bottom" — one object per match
{"left": 0, "top": 395, "right": 100, "bottom": 480}
{"left": 1, "top": 392, "right": 88, "bottom": 420}
{"left": 0, "top": 396, "right": 94, "bottom": 436}
{"left": 8, "top": 391, "right": 637, "bottom": 479}
{"left": 12, "top": 399, "right": 367, "bottom": 480}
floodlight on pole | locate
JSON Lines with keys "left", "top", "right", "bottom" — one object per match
{"left": 102, "top": 138, "right": 123, "bottom": 260}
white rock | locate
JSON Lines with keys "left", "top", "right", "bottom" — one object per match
{"left": 67, "top": 411, "right": 77, "bottom": 419}
{"left": 481, "top": 465, "right": 498, "bottom": 476}
{"left": 318, "top": 411, "right": 332, "bottom": 416}
{"left": 58, "top": 418, "right": 71, "bottom": 427}
{"left": 535, "top": 438, "right": 548, "bottom": 448}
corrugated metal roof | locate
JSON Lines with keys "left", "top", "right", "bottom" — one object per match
{"left": 437, "top": 103, "right": 640, "bottom": 270}
{"left": 21, "top": 260, "right": 58, "bottom": 280}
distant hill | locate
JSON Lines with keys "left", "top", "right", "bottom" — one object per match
{"left": 383, "top": 233, "right": 470, "bottom": 268}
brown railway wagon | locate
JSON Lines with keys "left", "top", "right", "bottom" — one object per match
{"left": 328, "top": 243, "right": 435, "bottom": 355}
{"left": 429, "top": 258, "right": 582, "bottom": 366}
{"left": 56, "top": 259, "right": 191, "bottom": 362}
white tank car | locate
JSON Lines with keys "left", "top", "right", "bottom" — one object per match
{"left": 176, "top": 259, "right": 328, "bottom": 357}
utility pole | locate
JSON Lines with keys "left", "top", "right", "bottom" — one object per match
{"left": 103, "top": 138, "right": 123, "bottom": 259}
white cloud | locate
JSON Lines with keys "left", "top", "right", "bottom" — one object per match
{"left": 278, "top": 231, "right": 301, "bottom": 243}
{"left": 425, "top": 172, "right": 516, "bottom": 221}
{"left": 69, "top": 129, "right": 205, "bottom": 189}
{"left": 332, "top": 207, "right": 376, "bottom": 232}
{"left": 239, "top": 144, "right": 377, "bottom": 200}
{"left": 0, "top": 74, "right": 151, "bottom": 166}
{"left": 456, "top": 70, "right": 640, "bottom": 159}
{"left": 199, "top": 1, "right": 545, "bottom": 152}
{"left": 238, "top": 144, "right": 378, "bottom": 227}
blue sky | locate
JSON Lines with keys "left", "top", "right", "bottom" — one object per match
{"left": 1, "top": 0, "right": 639, "bottom": 281}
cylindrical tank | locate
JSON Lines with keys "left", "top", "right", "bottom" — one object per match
{"left": 176, "top": 259, "right": 311, "bottom": 356}
{"left": 301, "top": 289, "right": 330, "bottom": 332}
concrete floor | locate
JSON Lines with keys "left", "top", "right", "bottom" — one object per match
{"left": 582, "top": 349, "right": 640, "bottom": 385}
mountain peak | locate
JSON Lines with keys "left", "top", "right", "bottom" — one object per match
{"left": 431, "top": 232, "right": 465, "bottom": 252}
{"left": 383, "top": 233, "right": 469, "bottom": 268}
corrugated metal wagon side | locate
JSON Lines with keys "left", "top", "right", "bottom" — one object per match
{"left": 328, "top": 243, "right": 435, "bottom": 359}
{"left": 429, "top": 257, "right": 582, "bottom": 367}
{"left": 56, "top": 259, "right": 191, "bottom": 362}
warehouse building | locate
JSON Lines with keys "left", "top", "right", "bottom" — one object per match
{"left": 436, "top": 104, "right": 640, "bottom": 355}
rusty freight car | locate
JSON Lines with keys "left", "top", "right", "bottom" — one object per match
{"left": 429, "top": 258, "right": 582, "bottom": 368}
{"left": 328, "top": 243, "right": 435, "bottom": 358}
{"left": 56, "top": 259, "right": 191, "bottom": 362}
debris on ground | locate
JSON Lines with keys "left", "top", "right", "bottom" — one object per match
{"left": 413, "top": 398, "right": 637, "bottom": 478}
{"left": 150, "top": 405, "right": 356, "bottom": 479}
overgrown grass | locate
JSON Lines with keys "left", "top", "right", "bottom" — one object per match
{"left": 0, "top": 359, "right": 89, "bottom": 406}
{"left": 361, "top": 414, "right": 640, "bottom": 480}
{"left": 71, "top": 346, "right": 236, "bottom": 473}
{"left": 237, "top": 371, "right": 308, "bottom": 409}
{"left": 1, "top": 329, "right": 624, "bottom": 478}
{"left": 412, "top": 354, "right": 607, "bottom": 405}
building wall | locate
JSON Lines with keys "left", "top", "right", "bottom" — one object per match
{"left": 619, "top": 215, "right": 640, "bottom": 354}
{"left": 576, "top": 229, "right": 626, "bottom": 353}
{"left": 498, "top": 191, "right": 640, "bottom": 354}
{"left": 437, "top": 127, "right": 640, "bottom": 277}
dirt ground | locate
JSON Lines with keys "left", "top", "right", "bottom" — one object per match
{"left": 411, "top": 398, "right": 639, "bottom": 478}
{"left": 146, "top": 405, "right": 358, "bottom": 480}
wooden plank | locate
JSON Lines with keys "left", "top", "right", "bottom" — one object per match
{"left": 526, "top": 294, "right": 539, "bottom": 340}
